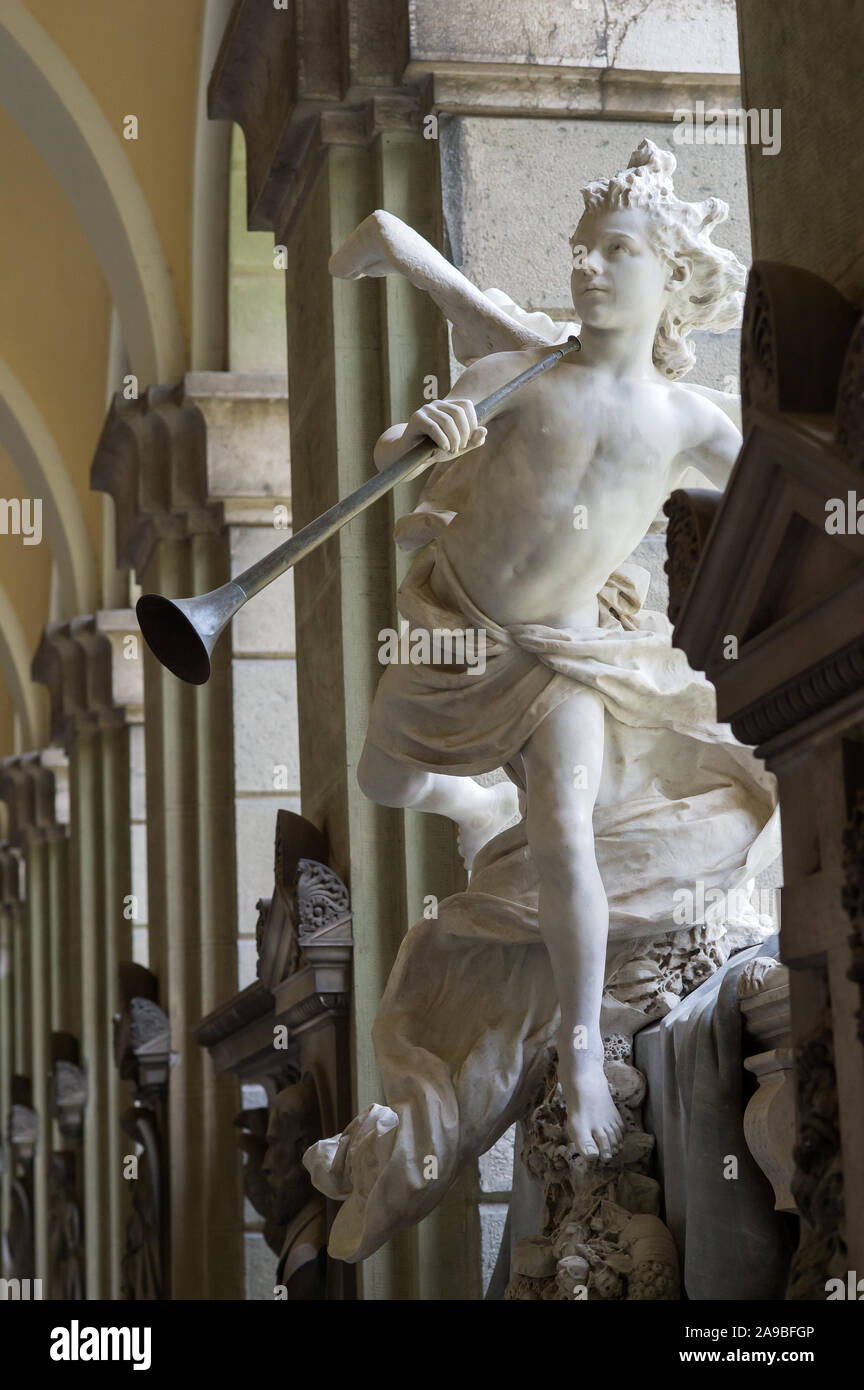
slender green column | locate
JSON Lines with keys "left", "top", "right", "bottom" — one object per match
{"left": 71, "top": 729, "right": 111, "bottom": 1298}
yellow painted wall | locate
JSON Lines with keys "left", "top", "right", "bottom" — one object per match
{"left": 0, "top": 107, "right": 109, "bottom": 563}
{"left": 0, "top": 1, "right": 208, "bottom": 753}
{"left": 26, "top": 0, "right": 205, "bottom": 353}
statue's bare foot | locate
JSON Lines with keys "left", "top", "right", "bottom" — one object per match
{"left": 456, "top": 781, "right": 520, "bottom": 873}
{"left": 559, "top": 1056, "right": 625, "bottom": 1162}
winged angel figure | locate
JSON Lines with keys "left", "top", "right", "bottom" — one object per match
{"left": 303, "top": 140, "right": 780, "bottom": 1264}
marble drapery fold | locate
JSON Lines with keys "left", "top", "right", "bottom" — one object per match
{"left": 303, "top": 551, "right": 779, "bottom": 1262}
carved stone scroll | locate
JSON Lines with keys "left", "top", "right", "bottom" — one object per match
{"left": 738, "top": 958, "right": 797, "bottom": 1213}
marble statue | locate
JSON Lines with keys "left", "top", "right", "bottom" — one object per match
{"left": 303, "top": 140, "right": 780, "bottom": 1266}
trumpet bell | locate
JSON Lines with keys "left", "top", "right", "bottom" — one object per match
{"left": 136, "top": 582, "right": 246, "bottom": 685}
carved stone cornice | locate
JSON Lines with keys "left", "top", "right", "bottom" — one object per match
{"left": 182, "top": 372, "right": 291, "bottom": 526}
{"left": 406, "top": 61, "right": 740, "bottom": 122}
{"left": 90, "top": 384, "right": 222, "bottom": 579}
{"left": 208, "top": 0, "right": 423, "bottom": 235}
{"left": 32, "top": 611, "right": 143, "bottom": 748}
{"left": 0, "top": 749, "right": 69, "bottom": 848}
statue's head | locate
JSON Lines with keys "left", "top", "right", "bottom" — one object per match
{"left": 570, "top": 139, "right": 746, "bottom": 378}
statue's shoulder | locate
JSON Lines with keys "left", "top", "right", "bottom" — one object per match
{"left": 458, "top": 344, "right": 550, "bottom": 392}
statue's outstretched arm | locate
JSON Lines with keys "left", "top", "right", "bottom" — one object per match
{"left": 329, "top": 209, "right": 557, "bottom": 362}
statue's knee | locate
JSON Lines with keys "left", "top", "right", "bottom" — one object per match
{"left": 357, "top": 745, "right": 387, "bottom": 802}
{"left": 528, "top": 807, "right": 596, "bottom": 876}
{"left": 357, "top": 744, "right": 425, "bottom": 808}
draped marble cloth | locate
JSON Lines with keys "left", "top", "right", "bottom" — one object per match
{"left": 303, "top": 541, "right": 780, "bottom": 1263}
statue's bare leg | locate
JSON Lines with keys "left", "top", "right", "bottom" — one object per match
{"left": 357, "top": 741, "right": 519, "bottom": 871}
{"left": 523, "top": 690, "right": 624, "bottom": 1161}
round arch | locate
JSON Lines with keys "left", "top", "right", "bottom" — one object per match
{"left": 0, "top": 0, "right": 185, "bottom": 385}
{"left": 0, "top": 358, "right": 97, "bottom": 619}
{"left": 0, "top": 583, "right": 44, "bottom": 750}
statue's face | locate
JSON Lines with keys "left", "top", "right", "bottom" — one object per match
{"left": 569, "top": 206, "right": 675, "bottom": 331}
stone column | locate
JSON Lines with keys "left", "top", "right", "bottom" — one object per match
{"left": 92, "top": 372, "right": 294, "bottom": 1298}
{"left": 32, "top": 614, "right": 142, "bottom": 1298}
{"left": 0, "top": 752, "right": 69, "bottom": 1289}
{"left": 0, "top": 842, "right": 24, "bottom": 1272}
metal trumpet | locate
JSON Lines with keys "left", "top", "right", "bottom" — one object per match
{"left": 136, "top": 336, "right": 580, "bottom": 684}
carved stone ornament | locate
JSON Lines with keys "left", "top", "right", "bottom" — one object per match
{"left": 842, "top": 788, "right": 864, "bottom": 1044}
{"left": 740, "top": 262, "right": 858, "bottom": 418}
{"left": 506, "top": 923, "right": 733, "bottom": 1300}
{"left": 834, "top": 313, "right": 864, "bottom": 468}
{"left": 738, "top": 958, "right": 796, "bottom": 1213}
{"left": 48, "top": 1152, "right": 84, "bottom": 1301}
{"left": 237, "top": 1079, "right": 327, "bottom": 1298}
{"left": 114, "top": 996, "right": 175, "bottom": 1100}
{"left": 662, "top": 488, "right": 722, "bottom": 625}
{"left": 296, "top": 860, "right": 351, "bottom": 938}
{"left": 49, "top": 1060, "right": 89, "bottom": 1141}
{"left": 120, "top": 1105, "right": 166, "bottom": 1301}
{"left": 8, "top": 1103, "right": 38, "bottom": 1160}
{"left": 786, "top": 1014, "right": 846, "bottom": 1300}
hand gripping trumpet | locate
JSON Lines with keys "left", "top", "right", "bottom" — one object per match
{"left": 136, "top": 336, "right": 580, "bottom": 683}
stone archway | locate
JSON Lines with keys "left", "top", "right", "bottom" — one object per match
{"left": 0, "top": 359, "right": 96, "bottom": 619}
{"left": 0, "top": 0, "right": 184, "bottom": 385}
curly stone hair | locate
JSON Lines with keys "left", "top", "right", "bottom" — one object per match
{"left": 575, "top": 139, "right": 747, "bottom": 379}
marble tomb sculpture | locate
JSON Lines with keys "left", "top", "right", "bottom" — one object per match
{"left": 302, "top": 140, "right": 781, "bottom": 1274}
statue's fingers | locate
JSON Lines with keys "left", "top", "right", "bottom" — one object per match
{"left": 423, "top": 405, "right": 460, "bottom": 453}
{"left": 451, "top": 397, "right": 479, "bottom": 436}
{"left": 419, "top": 414, "right": 456, "bottom": 453}
{"left": 437, "top": 400, "right": 473, "bottom": 450}
{"left": 468, "top": 426, "right": 487, "bottom": 450}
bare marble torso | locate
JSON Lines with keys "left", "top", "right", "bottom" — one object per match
{"left": 436, "top": 347, "right": 708, "bottom": 628}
